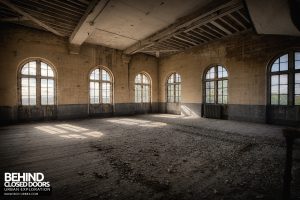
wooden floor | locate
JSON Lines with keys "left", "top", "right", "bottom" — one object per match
{"left": 0, "top": 114, "right": 299, "bottom": 200}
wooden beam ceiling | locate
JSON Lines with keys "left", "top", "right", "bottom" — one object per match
{"left": 124, "top": 0, "right": 252, "bottom": 57}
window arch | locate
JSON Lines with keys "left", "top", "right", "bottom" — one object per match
{"left": 269, "top": 51, "right": 300, "bottom": 105}
{"left": 167, "top": 73, "right": 181, "bottom": 103}
{"left": 204, "top": 65, "right": 228, "bottom": 104}
{"left": 89, "top": 67, "right": 113, "bottom": 104}
{"left": 19, "top": 59, "right": 56, "bottom": 106}
{"left": 135, "top": 73, "right": 151, "bottom": 103}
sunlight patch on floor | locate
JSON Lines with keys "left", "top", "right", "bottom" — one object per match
{"left": 35, "top": 124, "right": 103, "bottom": 139}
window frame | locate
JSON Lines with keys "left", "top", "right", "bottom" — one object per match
{"left": 89, "top": 66, "right": 114, "bottom": 105}
{"left": 267, "top": 50, "right": 300, "bottom": 106}
{"left": 18, "top": 58, "right": 57, "bottom": 106}
{"left": 203, "top": 64, "right": 228, "bottom": 104}
{"left": 166, "top": 72, "right": 181, "bottom": 103}
{"left": 134, "top": 72, "right": 151, "bottom": 103}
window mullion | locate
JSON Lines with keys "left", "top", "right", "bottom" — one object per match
{"left": 99, "top": 69, "right": 102, "bottom": 104}
{"left": 288, "top": 52, "right": 294, "bottom": 106}
{"left": 215, "top": 66, "right": 218, "bottom": 104}
{"left": 37, "top": 61, "right": 41, "bottom": 106}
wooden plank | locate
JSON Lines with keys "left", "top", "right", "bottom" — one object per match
{"left": 18, "top": 6, "right": 79, "bottom": 24}
{"left": 173, "top": 35, "right": 198, "bottom": 46}
{"left": 168, "top": 37, "right": 191, "bottom": 48}
{"left": 206, "top": 23, "right": 228, "bottom": 36}
{"left": 0, "top": 0, "right": 64, "bottom": 36}
{"left": 0, "top": 16, "right": 28, "bottom": 22}
{"left": 210, "top": 20, "right": 232, "bottom": 34}
{"left": 159, "top": 40, "right": 184, "bottom": 50}
{"left": 218, "top": 16, "right": 239, "bottom": 32}
{"left": 178, "top": 33, "right": 203, "bottom": 44}
{"left": 228, "top": 13, "right": 247, "bottom": 29}
{"left": 237, "top": 9, "right": 250, "bottom": 23}
{"left": 140, "top": 49, "right": 180, "bottom": 53}
{"left": 189, "top": 30, "right": 211, "bottom": 41}
{"left": 197, "top": 27, "right": 221, "bottom": 39}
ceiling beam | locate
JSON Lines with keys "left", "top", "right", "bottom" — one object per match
{"left": 69, "top": 0, "right": 110, "bottom": 45}
{"left": 0, "top": 16, "right": 28, "bottom": 22}
{"left": 0, "top": 0, "right": 64, "bottom": 36}
{"left": 140, "top": 49, "right": 180, "bottom": 53}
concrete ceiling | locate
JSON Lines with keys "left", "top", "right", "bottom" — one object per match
{"left": 245, "top": 0, "right": 300, "bottom": 36}
{"left": 84, "top": 0, "right": 213, "bottom": 49}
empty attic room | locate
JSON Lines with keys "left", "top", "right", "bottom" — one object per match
{"left": 0, "top": 0, "right": 300, "bottom": 200}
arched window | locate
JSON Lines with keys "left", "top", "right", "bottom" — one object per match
{"left": 135, "top": 73, "right": 151, "bottom": 103}
{"left": 204, "top": 65, "right": 228, "bottom": 104}
{"left": 89, "top": 67, "right": 112, "bottom": 104}
{"left": 19, "top": 60, "right": 55, "bottom": 106}
{"left": 167, "top": 73, "right": 181, "bottom": 103}
{"left": 269, "top": 51, "right": 300, "bottom": 105}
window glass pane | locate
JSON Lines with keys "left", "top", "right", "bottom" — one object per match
{"left": 30, "top": 78, "right": 36, "bottom": 86}
{"left": 295, "top": 52, "right": 300, "bottom": 60}
{"left": 295, "top": 61, "right": 300, "bottom": 70}
{"left": 48, "top": 67, "right": 54, "bottom": 77}
{"left": 30, "top": 85, "right": 36, "bottom": 96}
{"left": 271, "top": 75, "right": 279, "bottom": 85}
{"left": 102, "top": 69, "right": 110, "bottom": 81}
{"left": 21, "top": 64, "right": 29, "bottom": 75}
{"left": 295, "top": 52, "right": 300, "bottom": 69}
{"left": 41, "top": 79, "right": 47, "bottom": 88}
{"left": 218, "top": 95, "right": 223, "bottom": 103}
{"left": 28, "top": 61, "right": 36, "bottom": 75}
{"left": 48, "top": 96, "right": 54, "bottom": 105}
{"left": 218, "top": 66, "right": 223, "bottom": 78}
{"left": 48, "top": 79, "right": 54, "bottom": 88}
{"left": 223, "top": 80, "right": 228, "bottom": 88}
{"left": 280, "top": 62, "right": 288, "bottom": 71}
{"left": 279, "top": 95, "right": 288, "bottom": 105}
{"left": 41, "top": 62, "right": 48, "bottom": 76}
{"left": 217, "top": 66, "right": 227, "bottom": 78}
{"left": 295, "top": 95, "right": 300, "bottom": 105}
{"left": 90, "top": 69, "right": 99, "bottom": 80}
{"left": 21, "top": 78, "right": 28, "bottom": 86}
{"left": 271, "top": 95, "right": 278, "bottom": 105}
{"left": 41, "top": 95, "right": 47, "bottom": 105}
{"left": 223, "top": 69, "right": 228, "bottom": 78}
{"left": 21, "top": 87, "right": 28, "bottom": 96}
{"left": 175, "top": 73, "right": 181, "bottom": 82}
{"left": 280, "top": 74, "right": 288, "bottom": 84}
{"left": 280, "top": 54, "right": 288, "bottom": 62}
{"left": 271, "top": 63, "right": 279, "bottom": 72}
{"left": 279, "top": 85, "right": 288, "bottom": 94}
{"left": 218, "top": 80, "right": 222, "bottom": 88}
{"left": 136, "top": 74, "right": 142, "bottom": 83}
{"left": 29, "top": 96, "right": 36, "bottom": 105}
{"left": 296, "top": 73, "right": 300, "bottom": 84}
{"left": 223, "top": 88, "right": 228, "bottom": 96}
{"left": 143, "top": 74, "right": 150, "bottom": 84}
{"left": 168, "top": 74, "right": 174, "bottom": 83}
{"left": 271, "top": 85, "right": 278, "bottom": 94}
{"left": 295, "top": 84, "right": 300, "bottom": 94}
{"left": 223, "top": 96, "right": 228, "bottom": 104}
{"left": 22, "top": 97, "right": 29, "bottom": 105}
{"left": 135, "top": 84, "right": 142, "bottom": 103}
{"left": 206, "top": 67, "right": 215, "bottom": 79}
